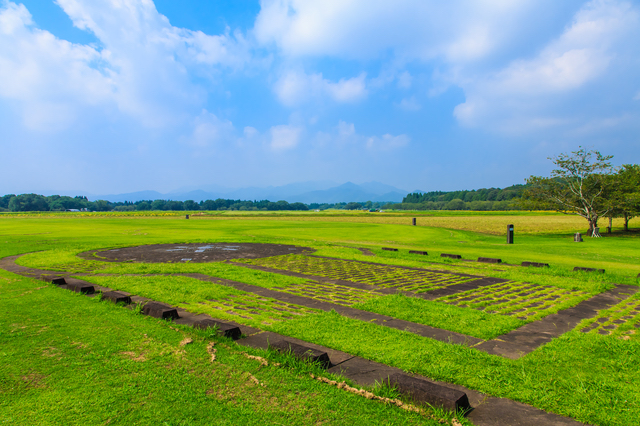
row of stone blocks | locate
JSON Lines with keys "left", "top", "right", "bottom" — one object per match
{"left": 383, "top": 247, "right": 429, "bottom": 256}
{"left": 42, "top": 276, "right": 242, "bottom": 339}
{"left": 268, "top": 340, "right": 470, "bottom": 412}
{"left": 383, "top": 250, "right": 606, "bottom": 274}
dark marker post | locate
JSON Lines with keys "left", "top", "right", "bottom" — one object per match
{"left": 507, "top": 224, "right": 514, "bottom": 244}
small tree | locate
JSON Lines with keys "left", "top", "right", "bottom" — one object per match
{"left": 523, "top": 147, "right": 614, "bottom": 236}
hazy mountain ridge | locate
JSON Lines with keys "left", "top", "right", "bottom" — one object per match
{"left": 85, "top": 181, "right": 410, "bottom": 204}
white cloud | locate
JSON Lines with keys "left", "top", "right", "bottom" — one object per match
{"left": 254, "top": 0, "right": 538, "bottom": 62}
{"left": 0, "top": 2, "right": 112, "bottom": 130}
{"left": 270, "top": 124, "right": 302, "bottom": 150}
{"left": 365, "top": 134, "right": 410, "bottom": 150}
{"left": 397, "top": 71, "right": 412, "bottom": 89}
{"left": 314, "top": 121, "right": 409, "bottom": 151}
{"left": 0, "top": 0, "right": 250, "bottom": 131}
{"left": 325, "top": 73, "right": 367, "bottom": 103}
{"left": 337, "top": 120, "right": 355, "bottom": 138}
{"left": 453, "top": 0, "right": 640, "bottom": 132}
{"left": 273, "top": 70, "right": 367, "bottom": 106}
{"left": 244, "top": 126, "right": 259, "bottom": 138}
{"left": 185, "top": 110, "right": 235, "bottom": 148}
{"left": 396, "top": 97, "right": 421, "bottom": 111}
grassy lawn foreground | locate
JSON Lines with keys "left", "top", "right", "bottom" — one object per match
{"left": 2, "top": 213, "right": 640, "bottom": 425}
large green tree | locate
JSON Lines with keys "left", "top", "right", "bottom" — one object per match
{"left": 8, "top": 194, "right": 50, "bottom": 212}
{"left": 523, "top": 147, "right": 614, "bottom": 236}
{"left": 606, "top": 164, "right": 640, "bottom": 231}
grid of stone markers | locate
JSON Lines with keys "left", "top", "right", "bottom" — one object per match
{"left": 236, "top": 254, "right": 475, "bottom": 292}
{"left": 436, "top": 281, "right": 589, "bottom": 320}
{"left": 579, "top": 296, "right": 640, "bottom": 339}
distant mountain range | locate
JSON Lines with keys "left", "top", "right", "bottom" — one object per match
{"left": 83, "top": 181, "right": 410, "bottom": 204}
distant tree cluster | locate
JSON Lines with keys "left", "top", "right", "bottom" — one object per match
{"left": 308, "top": 201, "right": 387, "bottom": 210}
{"left": 0, "top": 194, "right": 93, "bottom": 212}
{"left": 404, "top": 185, "right": 526, "bottom": 203}
{"left": 390, "top": 199, "right": 520, "bottom": 211}
{"left": 395, "top": 186, "right": 526, "bottom": 211}
{"left": 0, "top": 195, "right": 313, "bottom": 212}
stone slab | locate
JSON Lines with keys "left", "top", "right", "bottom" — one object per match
{"left": 238, "top": 331, "right": 354, "bottom": 366}
{"left": 478, "top": 257, "right": 502, "bottom": 264}
{"left": 327, "top": 355, "right": 404, "bottom": 387}
{"left": 441, "top": 253, "right": 462, "bottom": 259}
{"left": 522, "top": 262, "right": 550, "bottom": 268}
{"left": 101, "top": 291, "right": 131, "bottom": 304}
{"left": 193, "top": 318, "right": 242, "bottom": 340}
{"left": 409, "top": 250, "right": 428, "bottom": 255}
{"left": 270, "top": 340, "right": 331, "bottom": 368}
{"left": 381, "top": 247, "right": 398, "bottom": 251}
{"left": 65, "top": 282, "right": 95, "bottom": 294}
{"left": 41, "top": 275, "right": 67, "bottom": 285}
{"left": 467, "top": 397, "right": 585, "bottom": 426}
{"left": 386, "top": 372, "right": 471, "bottom": 412}
{"left": 141, "top": 302, "right": 179, "bottom": 320}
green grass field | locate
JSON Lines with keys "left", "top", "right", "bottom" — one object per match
{"left": 2, "top": 212, "right": 639, "bottom": 425}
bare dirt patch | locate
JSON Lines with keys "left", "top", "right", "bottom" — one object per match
{"left": 83, "top": 243, "right": 314, "bottom": 263}
{"left": 121, "top": 351, "right": 147, "bottom": 362}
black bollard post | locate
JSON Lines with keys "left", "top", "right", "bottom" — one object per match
{"left": 412, "top": 218, "right": 416, "bottom": 226}
{"left": 186, "top": 214, "right": 189, "bottom": 219}
{"left": 507, "top": 224, "right": 514, "bottom": 244}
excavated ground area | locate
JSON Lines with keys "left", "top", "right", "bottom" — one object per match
{"left": 83, "top": 242, "right": 315, "bottom": 263}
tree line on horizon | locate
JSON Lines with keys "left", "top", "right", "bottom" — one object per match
{"left": 398, "top": 185, "right": 526, "bottom": 211}
{"left": 0, "top": 194, "right": 391, "bottom": 212}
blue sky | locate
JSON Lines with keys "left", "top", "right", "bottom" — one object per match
{"left": 1, "top": 0, "right": 639, "bottom": 195}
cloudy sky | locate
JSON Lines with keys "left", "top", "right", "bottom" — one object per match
{"left": 1, "top": 0, "right": 639, "bottom": 195}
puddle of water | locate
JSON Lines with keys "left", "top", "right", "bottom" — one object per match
{"left": 197, "top": 245, "right": 214, "bottom": 250}
{"left": 181, "top": 258, "right": 192, "bottom": 261}
{"left": 195, "top": 250, "right": 205, "bottom": 253}
{"left": 166, "top": 249, "right": 185, "bottom": 252}
{"left": 213, "top": 245, "right": 240, "bottom": 251}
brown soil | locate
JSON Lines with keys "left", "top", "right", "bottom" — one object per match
{"left": 81, "top": 243, "right": 314, "bottom": 263}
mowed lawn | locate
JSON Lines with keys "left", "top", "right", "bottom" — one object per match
{"left": 1, "top": 212, "right": 640, "bottom": 425}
